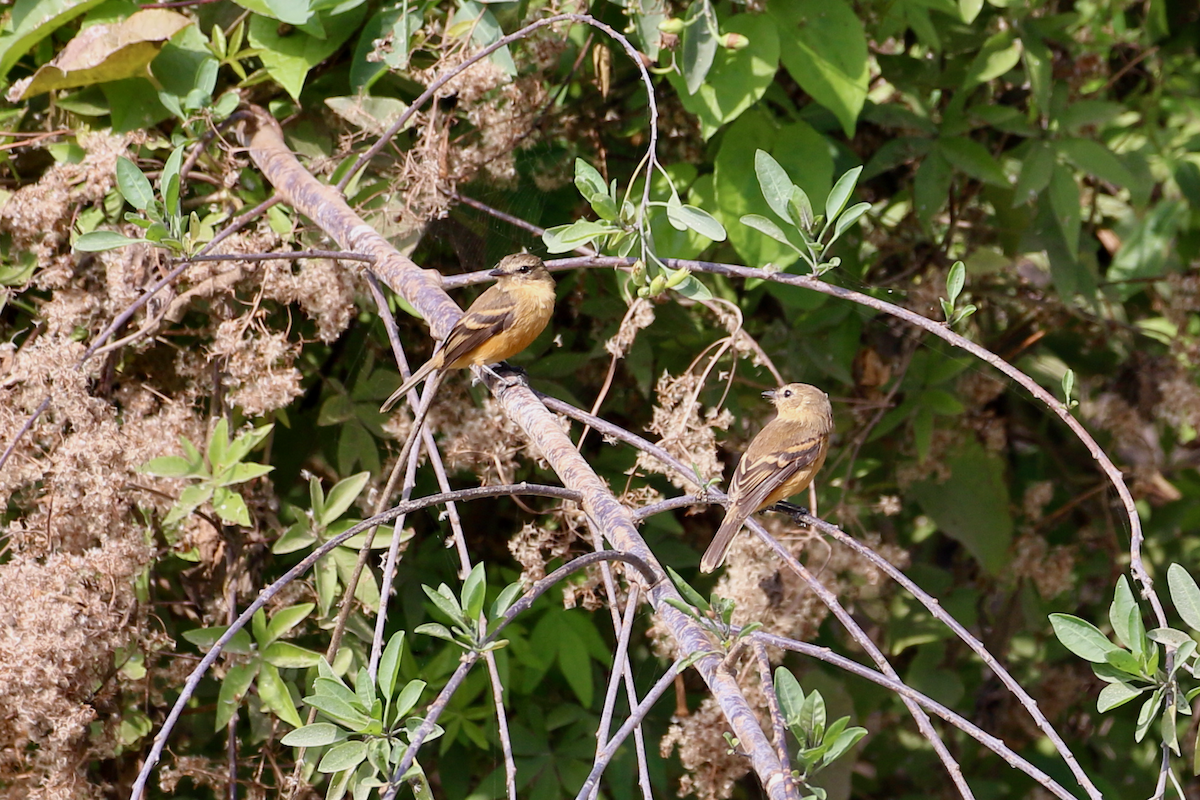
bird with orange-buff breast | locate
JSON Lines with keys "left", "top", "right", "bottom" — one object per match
{"left": 381, "top": 253, "right": 556, "bottom": 412}
{"left": 701, "top": 383, "right": 833, "bottom": 573}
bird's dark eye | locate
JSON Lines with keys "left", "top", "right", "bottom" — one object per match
{"left": 519, "top": 265, "right": 531, "bottom": 273}
{"left": 783, "top": 389, "right": 792, "bottom": 397}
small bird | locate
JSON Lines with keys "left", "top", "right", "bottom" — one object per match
{"left": 381, "top": 253, "right": 556, "bottom": 412}
{"left": 701, "top": 383, "right": 833, "bottom": 573}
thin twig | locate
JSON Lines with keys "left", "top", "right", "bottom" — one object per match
{"left": 575, "top": 659, "right": 683, "bottom": 800}
{"left": 752, "top": 641, "right": 793, "bottom": 782}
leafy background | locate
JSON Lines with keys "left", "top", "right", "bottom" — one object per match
{"left": 2, "top": 0, "right": 1200, "bottom": 798}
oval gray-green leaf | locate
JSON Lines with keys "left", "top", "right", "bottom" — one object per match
{"left": 74, "top": 230, "right": 148, "bottom": 252}
{"left": 317, "top": 740, "right": 368, "bottom": 774}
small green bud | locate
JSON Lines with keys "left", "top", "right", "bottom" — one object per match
{"left": 720, "top": 33, "right": 749, "bottom": 50}
{"left": 659, "top": 17, "right": 685, "bottom": 34}
{"left": 665, "top": 267, "right": 690, "bottom": 288}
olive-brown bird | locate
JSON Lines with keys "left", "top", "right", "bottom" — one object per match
{"left": 701, "top": 383, "right": 833, "bottom": 573}
{"left": 380, "top": 253, "right": 556, "bottom": 412}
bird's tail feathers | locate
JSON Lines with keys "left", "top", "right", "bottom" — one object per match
{"left": 380, "top": 359, "right": 439, "bottom": 413}
{"left": 700, "top": 516, "right": 746, "bottom": 573}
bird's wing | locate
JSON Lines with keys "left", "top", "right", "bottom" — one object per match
{"left": 728, "top": 420, "right": 826, "bottom": 513}
{"left": 438, "top": 287, "right": 516, "bottom": 368}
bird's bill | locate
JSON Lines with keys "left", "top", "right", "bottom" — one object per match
{"left": 488, "top": 268, "right": 504, "bottom": 277}
{"left": 761, "top": 389, "right": 776, "bottom": 400}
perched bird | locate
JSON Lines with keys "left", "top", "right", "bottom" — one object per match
{"left": 701, "top": 383, "right": 833, "bottom": 573}
{"left": 381, "top": 254, "right": 556, "bottom": 412}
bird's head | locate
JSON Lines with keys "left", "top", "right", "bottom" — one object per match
{"left": 763, "top": 383, "right": 832, "bottom": 424}
{"left": 490, "top": 253, "right": 553, "bottom": 284}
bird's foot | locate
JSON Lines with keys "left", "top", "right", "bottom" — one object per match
{"left": 484, "top": 362, "right": 528, "bottom": 390}
{"left": 771, "top": 501, "right": 810, "bottom": 523}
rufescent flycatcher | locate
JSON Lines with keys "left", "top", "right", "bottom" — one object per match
{"left": 701, "top": 383, "right": 834, "bottom": 573}
{"left": 380, "top": 253, "right": 556, "bottom": 412}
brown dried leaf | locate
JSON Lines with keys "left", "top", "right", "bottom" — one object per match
{"left": 6, "top": 9, "right": 192, "bottom": 101}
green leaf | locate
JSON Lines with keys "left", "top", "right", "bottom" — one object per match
{"left": 378, "top": 631, "right": 405, "bottom": 702}
{"left": 919, "top": 389, "right": 964, "bottom": 416}
{"left": 262, "top": 641, "right": 323, "bottom": 669}
{"left": 667, "top": 203, "right": 726, "bottom": 241}
{"left": 225, "top": 423, "right": 273, "bottom": 465}
{"left": 216, "top": 662, "right": 259, "bottom": 730}
{"left": 574, "top": 159, "right": 608, "bottom": 201}
{"left": 74, "top": 230, "right": 148, "bottom": 252}
{"left": 822, "top": 723, "right": 866, "bottom": 764}
{"left": 281, "top": 722, "right": 345, "bottom": 747}
{"left": 265, "top": 603, "right": 315, "bottom": 645}
{"left": 414, "top": 623, "right": 457, "bottom": 643}
{"left": 490, "top": 582, "right": 524, "bottom": 620}
{"left": 788, "top": 186, "right": 815, "bottom": 232}
{"left": 318, "top": 741, "right": 368, "bottom": 774}
{"left": 937, "top": 137, "right": 1008, "bottom": 187}
{"left": 1049, "top": 614, "right": 1118, "bottom": 663}
{"left": 319, "top": 472, "right": 370, "bottom": 526}
{"left": 1103, "top": 647, "right": 1142, "bottom": 676}
{"left": 182, "top": 625, "right": 253, "bottom": 654}
{"left": 248, "top": 4, "right": 369, "bottom": 101}
{"left": 225, "top": 462, "right": 274, "bottom": 484}
{"left": 212, "top": 487, "right": 251, "bottom": 526}
{"left": 394, "top": 679, "right": 426, "bottom": 718}
{"left": 461, "top": 563, "right": 487, "bottom": 623}
{"left": 830, "top": 201, "right": 869, "bottom": 243}
{"left": 716, "top": 110, "right": 832, "bottom": 270}
{"left": 423, "top": 584, "right": 466, "bottom": 626}
{"left": 354, "top": 667, "right": 375, "bottom": 714}
{"left": 668, "top": 13, "right": 780, "bottom": 139}
{"left": 139, "top": 455, "right": 199, "bottom": 478}
{"left": 666, "top": 566, "right": 710, "bottom": 612}
{"left": 1169, "top": 564, "right": 1200, "bottom": 632}
{"left": 272, "top": 520, "right": 316, "bottom": 555}
{"left": 1021, "top": 32, "right": 1052, "bottom": 115}
{"left": 1013, "top": 140, "right": 1057, "bottom": 206}
{"left": 946, "top": 261, "right": 965, "bottom": 307}
{"left": 824, "top": 165, "right": 863, "bottom": 223}
{"left": 1109, "top": 576, "right": 1142, "bottom": 655}
{"left": 1147, "top": 627, "right": 1193, "bottom": 647}
{"left": 774, "top": 667, "right": 805, "bottom": 728}
{"left": 740, "top": 214, "right": 800, "bottom": 251}
{"left": 1135, "top": 688, "right": 1164, "bottom": 742}
{"left": 681, "top": 0, "right": 717, "bottom": 95}
{"left": 798, "top": 687, "right": 827, "bottom": 742}
{"left": 963, "top": 30, "right": 1022, "bottom": 88}
{"left": 914, "top": 150, "right": 953, "bottom": 231}
{"left": 116, "top": 157, "right": 154, "bottom": 211}
{"left": 258, "top": 662, "right": 303, "bottom": 727}
{"left": 161, "top": 143, "right": 185, "bottom": 217}
{"left": 1098, "top": 681, "right": 1146, "bottom": 713}
{"left": 1057, "top": 138, "right": 1135, "bottom": 188}
{"left": 754, "top": 149, "right": 795, "bottom": 223}
{"left": 1048, "top": 163, "right": 1081, "bottom": 261}
{"left": 909, "top": 441, "right": 1012, "bottom": 573}
{"left": 769, "top": 0, "right": 868, "bottom": 137}
{"left": 542, "top": 220, "right": 621, "bottom": 253}
{"left": 958, "top": 0, "right": 984, "bottom": 24}
{"left": 673, "top": 274, "right": 714, "bottom": 301}
{"left": 305, "top": 694, "right": 372, "bottom": 730}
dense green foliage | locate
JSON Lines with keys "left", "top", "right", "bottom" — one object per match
{"left": 3, "top": 0, "right": 1200, "bottom": 798}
